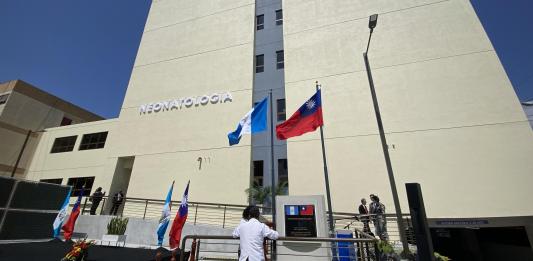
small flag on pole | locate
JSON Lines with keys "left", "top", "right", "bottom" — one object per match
{"left": 276, "top": 90, "right": 323, "bottom": 140}
{"left": 169, "top": 181, "right": 190, "bottom": 249}
{"left": 53, "top": 187, "right": 72, "bottom": 238}
{"left": 61, "top": 192, "right": 82, "bottom": 241}
{"left": 157, "top": 182, "right": 174, "bottom": 246}
{"left": 228, "top": 97, "right": 268, "bottom": 145}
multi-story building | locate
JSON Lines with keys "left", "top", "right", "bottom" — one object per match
{"left": 18, "top": 0, "right": 533, "bottom": 257}
{"left": 0, "top": 80, "right": 102, "bottom": 177}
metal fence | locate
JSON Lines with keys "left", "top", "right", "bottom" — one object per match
{"left": 179, "top": 233, "right": 380, "bottom": 261}
{"left": 78, "top": 196, "right": 272, "bottom": 228}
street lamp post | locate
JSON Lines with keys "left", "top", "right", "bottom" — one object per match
{"left": 363, "top": 14, "right": 409, "bottom": 253}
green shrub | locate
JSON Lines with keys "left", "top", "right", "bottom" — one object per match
{"left": 106, "top": 217, "right": 129, "bottom": 235}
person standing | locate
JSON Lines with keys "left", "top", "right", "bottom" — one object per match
{"left": 89, "top": 187, "right": 105, "bottom": 215}
{"left": 358, "top": 198, "right": 371, "bottom": 234}
{"left": 233, "top": 206, "right": 279, "bottom": 261}
{"left": 110, "top": 190, "right": 124, "bottom": 215}
{"left": 369, "top": 194, "right": 388, "bottom": 240}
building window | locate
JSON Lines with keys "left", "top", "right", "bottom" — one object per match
{"left": 253, "top": 160, "right": 264, "bottom": 187}
{"left": 67, "top": 176, "right": 95, "bottom": 197}
{"left": 0, "top": 93, "right": 9, "bottom": 105}
{"left": 278, "top": 159, "right": 288, "bottom": 195}
{"left": 277, "top": 99, "right": 286, "bottom": 121}
{"left": 60, "top": 117, "right": 72, "bottom": 126}
{"left": 276, "top": 50, "right": 284, "bottom": 69}
{"left": 275, "top": 9, "right": 283, "bottom": 25}
{"left": 50, "top": 136, "right": 77, "bottom": 153}
{"left": 79, "top": 131, "right": 108, "bottom": 151}
{"left": 256, "top": 14, "right": 264, "bottom": 30}
{"left": 40, "top": 178, "right": 63, "bottom": 185}
{"left": 256, "top": 54, "right": 264, "bottom": 73}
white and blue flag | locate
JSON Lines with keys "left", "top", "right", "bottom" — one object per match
{"left": 52, "top": 187, "right": 72, "bottom": 238}
{"left": 157, "top": 182, "right": 174, "bottom": 246}
{"left": 228, "top": 97, "right": 268, "bottom": 145}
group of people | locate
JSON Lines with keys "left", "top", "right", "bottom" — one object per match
{"left": 358, "top": 194, "right": 388, "bottom": 240}
{"left": 233, "top": 206, "right": 279, "bottom": 261}
{"left": 89, "top": 187, "right": 125, "bottom": 216}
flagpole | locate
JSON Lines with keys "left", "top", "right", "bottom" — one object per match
{"left": 316, "top": 82, "right": 338, "bottom": 260}
{"left": 269, "top": 90, "right": 278, "bottom": 260}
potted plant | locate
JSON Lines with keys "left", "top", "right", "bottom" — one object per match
{"left": 102, "top": 217, "right": 129, "bottom": 246}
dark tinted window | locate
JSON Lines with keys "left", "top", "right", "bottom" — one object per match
{"left": 79, "top": 132, "right": 108, "bottom": 150}
{"left": 256, "top": 54, "right": 264, "bottom": 73}
{"left": 276, "top": 50, "right": 284, "bottom": 69}
{"left": 40, "top": 178, "right": 63, "bottom": 185}
{"left": 256, "top": 14, "right": 264, "bottom": 30}
{"left": 50, "top": 136, "right": 77, "bottom": 153}
{"left": 275, "top": 9, "right": 283, "bottom": 25}
{"left": 253, "top": 160, "right": 264, "bottom": 187}
{"left": 277, "top": 99, "right": 286, "bottom": 121}
{"left": 67, "top": 176, "right": 95, "bottom": 197}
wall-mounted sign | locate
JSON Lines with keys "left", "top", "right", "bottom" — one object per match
{"left": 139, "top": 92, "right": 233, "bottom": 114}
{"left": 284, "top": 205, "right": 317, "bottom": 237}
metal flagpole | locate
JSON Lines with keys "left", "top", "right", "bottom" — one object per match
{"left": 269, "top": 90, "right": 277, "bottom": 260}
{"left": 316, "top": 82, "right": 338, "bottom": 261}
{"left": 363, "top": 14, "right": 409, "bottom": 253}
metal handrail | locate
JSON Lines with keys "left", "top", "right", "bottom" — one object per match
{"left": 179, "top": 234, "right": 379, "bottom": 261}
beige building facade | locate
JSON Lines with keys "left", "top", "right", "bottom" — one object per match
{"left": 0, "top": 80, "right": 102, "bottom": 178}
{"left": 20, "top": 0, "right": 533, "bottom": 251}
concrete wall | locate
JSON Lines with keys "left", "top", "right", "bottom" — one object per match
{"left": 107, "top": 0, "right": 256, "bottom": 204}
{"left": 0, "top": 80, "right": 103, "bottom": 178}
{"left": 74, "top": 215, "right": 236, "bottom": 253}
{"left": 26, "top": 120, "right": 117, "bottom": 197}
{"left": 282, "top": 0, "right": 533, "bottom": 220}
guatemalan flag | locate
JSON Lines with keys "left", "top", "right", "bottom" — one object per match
{"left": 61, "top": 191, "right": 82, "bottom": 241}
{"left": 53, "top": 187, "right": 72, "bottom": 238}
{"left": 276, "top": 90, "right": 323, "bottom": 140}
{"left": 227, "top": 97, "right": 268, "bottom": 145}
{"left": 157, "top": 182, "right": 174, "bottom": 246}
{"left": 169, "top": 181, "right": 190, "bottom": 249}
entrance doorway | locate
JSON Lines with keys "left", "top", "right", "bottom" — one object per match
{"left": 105, "top": 157, "right": 134, "bottom": 215}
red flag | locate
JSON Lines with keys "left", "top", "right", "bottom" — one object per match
{"left": 299, "top": 205, "right": 315, "bottom": 216}
{"left": 169, "top": 182, "right": 189, "bottom": 249}
{"left": 62, "top": 194, "right": 82, "bottom": 240}
{"left": 276, "top": 90, "right": 323, "bottom": 140}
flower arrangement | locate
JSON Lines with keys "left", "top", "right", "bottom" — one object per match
{"left": 61, "top": 239, "right": 95, "bottom": 261}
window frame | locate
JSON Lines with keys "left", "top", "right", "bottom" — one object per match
{"left": 50, "top": 135, "right": 78, "bottom": 154}
{"left": 277, "top": 99, "right": 286, "bottom": 122}
{"left": 0, "top": 93, "right": 9, "bottom": 105}
{"left": 40, "top": 178, "right": 63, "bottom": 185}
{"left": 256, "top": 14, "right": 264, "bottom": 30}
{"left": 253, "top": 160, "right": 264, "bottom": 187}
{"left": 255, "top": 54, "right": 265, "bottom": 73}
{"left": 79, "top": 131, "right": 108, "bottom": 151}
{"left": 276, "top": 50, "right": 284, "bottom": 69}
{"left": 277, "top": 158, "right": 288, "bottom": 195}
{"left": 275, "top": 9, "right": 283, "bottom": 25}
{"left": 66, "top": 176, "right": 95, "bottom": 197}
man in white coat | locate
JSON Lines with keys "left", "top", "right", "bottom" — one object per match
{"left": 233, "top": 206, "right": 279, "bottom": 261}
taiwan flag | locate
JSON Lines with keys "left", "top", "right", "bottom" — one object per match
{"left": 169, "top": 181, "right": 189, "bottom": 249}
{"left": 300, "top": 205, "right": 315, "bottom": 216}
{"left": 62, "top": 193, "right": 82, "bottom": 241}
{"left": 276, "top": 90, "right": 323, "bottom": 140}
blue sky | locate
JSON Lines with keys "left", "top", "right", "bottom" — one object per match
{"left": 0, "top": 1, "right": 531, "bottom": 119}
